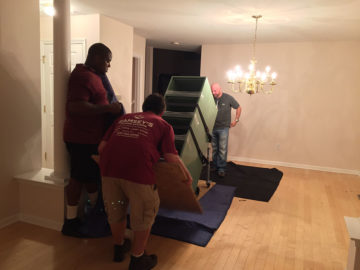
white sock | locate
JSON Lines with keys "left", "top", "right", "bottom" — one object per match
{"left": 66, "top": 205, "right": 78, "bottom": 219}
{"left": 132, "top": 252, "right": 144, "bottom": 258}
{"left": 115, "top": 239, "right": 125, "bottom": 246}
{"left": 88, "top": 191, "right": 98, "bottom": 206}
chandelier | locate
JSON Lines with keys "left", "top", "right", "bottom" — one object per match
{"left": 227, "top": 15, "right": 277, "bottom": 95}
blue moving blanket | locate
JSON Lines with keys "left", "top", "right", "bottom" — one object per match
{"left": 151, "top": 184, "right": 236, "bottom": 247}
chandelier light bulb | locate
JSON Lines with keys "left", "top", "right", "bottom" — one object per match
{"left": 236, "top": 70, "right": 243, "bottom": 79}
{"left": 227, "top": 70, "right": 235, "bottom": 82}
{"left": 265, "top": 66, "right": 271, "bottom": 73}
{"left": 271, "top": 72, "right": 277, "bottom": 79}
{"left": 261, "top": 73, "right": 267, "bottom": 81}
{"left": 44, "top": 6, "right": 56, "bottom": 16}
{"left": 248, "top": 64, "right": 254, "bottom": 71}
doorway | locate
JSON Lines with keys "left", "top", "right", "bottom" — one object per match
{"left": 131, "top": 56, "right": 141, "bottom": 113}
{"left": 40, "top": 39, "right": 86, "bottom": 169}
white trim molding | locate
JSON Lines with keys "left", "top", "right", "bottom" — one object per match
{"left": 19, "top": 214, "right": 62, "bottom": 231}
{"left": 0, "top": 214, "right": 19, "bottom": 229}
{"left": 228, "top": 156, "right": 360, "bottom": 176}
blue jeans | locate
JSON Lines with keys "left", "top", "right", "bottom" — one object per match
{"left": 212, "top": 127, "right": 229, "bottom": 172}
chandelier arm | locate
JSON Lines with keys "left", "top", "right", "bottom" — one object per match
{"left": 253, "top": 16, "right": 259, "bottom": 59}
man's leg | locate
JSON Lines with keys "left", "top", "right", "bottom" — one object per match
{"left": 128, "top": 183, "right": 159, "bottom": 270}
{"left": 111, "top": 221, "right": 127, "bottom": 245}
{"left": 102, "top": 177, "right": 131, "bottom": 262}
{"left": 83, "top": 144, "right": 101, "bottom": 207}
{"left": 84, "top": 182, "right": 98, "bottom": 207}
{"left": 66, "top": 178, "right": 83, "bottom": 213}
{"left": 110, "top": 220, "right": 131, "bottom": 262}
{"left": 62, "top": 178, "right": 84, "bottom": 237}
{"left": 211, "top": 129, "right": 219, "bottom": 170}
{"left": 217, "top": 128, "right": 229, "bottom": 176}
{"left": 132, "top": 228, "right": 151, "bottom": 256}
{"left": 128, "top": 228, "right": 157, "bottom": 270}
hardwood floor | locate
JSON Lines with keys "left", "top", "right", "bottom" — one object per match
{"left": 1, "top": 164, "right": 360, "bottom": 270}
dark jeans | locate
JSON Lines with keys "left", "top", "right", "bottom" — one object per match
{"left": 212, "top": 127, "right": 229, "bottom": 172}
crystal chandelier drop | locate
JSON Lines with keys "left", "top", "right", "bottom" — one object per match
{"left": 227, "top": 15, "right": 277, "bottom": 95}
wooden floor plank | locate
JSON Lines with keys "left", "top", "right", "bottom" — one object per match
{"left": 1, "top": 163, "right": 359, "bottom": 270}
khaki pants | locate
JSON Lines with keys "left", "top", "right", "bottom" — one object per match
{"left": 102, "top": 177, "right": 160, "bottom": 231}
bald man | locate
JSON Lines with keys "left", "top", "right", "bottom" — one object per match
{"left": 211, "top": 83, "right": 241, "bottom": 177}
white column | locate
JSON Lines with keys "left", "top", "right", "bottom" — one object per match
{"left": 51, "top": 0, "right": 71, "bottom": 182}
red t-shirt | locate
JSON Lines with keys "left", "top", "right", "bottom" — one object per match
{"left": 63, "top": 64, "right": 109, "bottom": 144}
{"left": 99, "top": 111, "right": 178, "bottom": 185}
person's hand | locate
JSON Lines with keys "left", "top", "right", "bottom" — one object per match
{"left": 91, "top": 154, "right": 100, "bottom": 164}
{"left": 183, "top": 176, "right": 193, "bottom": 186}
{"left": 108, "top": 102, "right": 123, "bottom": 115}
{"left": 230, "top": 121, "right": 237, "bottom": 128}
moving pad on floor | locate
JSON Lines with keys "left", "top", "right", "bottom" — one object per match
{"left": 200, "top": 161, "right": 283, "bottom": 202}
{"left": 151, "top": 184, "right": 236, "bottom": 246}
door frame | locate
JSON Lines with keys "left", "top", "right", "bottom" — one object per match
{"left": 131, "top": 55, "right": 141, "bottom": 113}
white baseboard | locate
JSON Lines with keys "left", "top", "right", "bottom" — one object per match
{"left": 19, "top": 214, "right": 62, "bottom": 231}
{"left": 0, "top": 214, "right": 20, "bottom": 229}
{"left": 228, "top": 156, "right": 360, "bottom": 176}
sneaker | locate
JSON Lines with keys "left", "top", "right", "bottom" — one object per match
{"left": 217, "top": 171, "right": 226, "bottom": 177}
{"left": 129, "top": 253, "right": 157, "bottom": 270}
{"left": 113, "top": 238, "right": 131, "bottom": 262}
{"left": 61, "top": 218, "right": 85, "bottom": 238}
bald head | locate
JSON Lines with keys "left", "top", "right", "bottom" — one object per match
{"left": 211, "top": 83, "right": 222, "bottom": 99}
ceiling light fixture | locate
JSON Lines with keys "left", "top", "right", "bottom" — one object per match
{"left": 41, "top": 4, "right": 56, "bottom": 16}
{"left": 227, "top": 15, "right": 277, "bottom": 95}
{"left": 171, "top": 41, "right": 180, "bottom": 45}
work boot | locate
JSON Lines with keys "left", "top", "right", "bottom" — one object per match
{"left": 113, "top": 238, "right": 131, "bottom": 262}
{"left": 129, "top": 253, "right": 157, "bottom": 270}
{"left": 61, "top": 218, "right": 84, "bottom": 238}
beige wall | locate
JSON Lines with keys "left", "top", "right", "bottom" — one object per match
{"left": 40, "top": 14, "right": 100, "bottom": 50}
{"left": 201, "top": 42, "right": 360, "bottom": 171}
{"left": 133, "top": 33, "right": 146, "bottom": 109}
{"left": 0, "top": 0, "right": 41, "bottom": 222}
{"left": 100, "top": 15, "right": 133, "bottom": 112}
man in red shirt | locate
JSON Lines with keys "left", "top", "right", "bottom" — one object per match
{"left": 98, "top": 94, "right": 192, "bottom": 270}
{"left": 62, "top": 43, "right": 124, "bottom": 237}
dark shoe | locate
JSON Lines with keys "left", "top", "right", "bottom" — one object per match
{"left": 217, "top": 171, "right": 226, "bottom": 177}
{"left": 129, "top": 253, "right": 157, "bottom": 270}
{"left": 114, "top": 238, "right": 131, "bottom": 262}
{"left": 61, "top": 218, "right": 85, "bottom": 238}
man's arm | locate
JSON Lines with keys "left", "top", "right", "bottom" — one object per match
{"left": 67, "top": 101, "right": 123, "bottom": 116}
{"left": 230, "top": 106, "right": 242, "bottom": 127}
{"left": 92, "top": 139, "right": 108, "bottom": 165}
{"left": 163, "top": 153, "right": 193, "bottom": 186}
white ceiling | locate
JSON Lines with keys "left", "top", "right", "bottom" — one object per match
{"left": 70, "top": 0, "right": 360, "bottom": 51}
